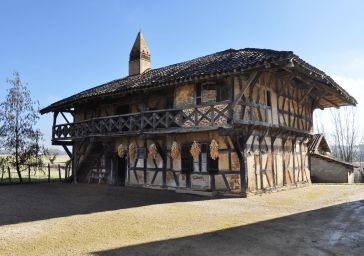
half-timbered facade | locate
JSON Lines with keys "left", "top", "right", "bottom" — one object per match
{"left": 41, "top": 32, "right": 356, "bottom": 196}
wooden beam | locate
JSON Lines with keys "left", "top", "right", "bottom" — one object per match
{"left": 322, "top": 97, "right": 340, "bottom": 108}
{"left": 62, "top": 145, "right": 72, "bottom": 159}
{"left": 60, "top": 112, "right": 70, "bottom": 124}
{"left": 228, "top": 128, "right": 252, "bottom": 196}
{"left": 298, "top": 87, "right": 313, "bottom": 104}
{"left": 155, "top": 141, "right": 167, "bottom": 188}
{"left": 231, "top": 71, "right": 261, "bottom": 109}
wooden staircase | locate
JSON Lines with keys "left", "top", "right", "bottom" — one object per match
{"left": 88, "top": 168, "right": 109, "bottom": 184}
{"left": 76, "top": 142, "right": 105, "bottom": 183}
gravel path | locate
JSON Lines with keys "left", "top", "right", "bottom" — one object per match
{"left": 0, "top": 183, "right": 363, "bottom": 255}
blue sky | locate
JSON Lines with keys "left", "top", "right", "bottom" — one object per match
{"left": 1, "top": 0, "right": 364, "bottom": 147}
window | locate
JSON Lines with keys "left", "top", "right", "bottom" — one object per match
{"left": 115, "top": 105, "right": 130, "bottom": 115}
{"left": 266, "top": 90, "right": 272, "bottom": 107}
{"left": 196, "top": 84, "right": 202, "bottom": 105}
{"left": 193, "top": 144, "right": 208, "bottom": 172}
{"left": 196, "top": 80, "right": 229, "bottom": 105}
{"left": 181, "top": 144, "right": 193, "bottom": 173}
{"left": 192, "top": 143, "right": 219, "bottom": 173}
{"left": 137, "top": 148, "right": 147, "bottom": 159}
{"left": 202, "top": 84, "right": 218, "bottom": 103}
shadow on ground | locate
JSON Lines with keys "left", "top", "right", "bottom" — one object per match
{"left": 0, "top": 183, "right": 215, "bottom": 226}
{"left": 93, "top": 200, "right": 364, "bottom": 256}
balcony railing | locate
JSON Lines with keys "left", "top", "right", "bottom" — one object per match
{"left": 52, "top": 101, "right": 232, "bottom": 141}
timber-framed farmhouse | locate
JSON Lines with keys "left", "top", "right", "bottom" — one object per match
{"left": 41, "top": 32, "right": 357, "bottom": 196}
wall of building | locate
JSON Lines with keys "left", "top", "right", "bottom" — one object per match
{"left": 70, "top": 71, "right": 313, "bottom": 194}
{"left": 111, "top": 131, "right": 242, "bottom": 193}
{"left": 310, "top": 156, "right": 351, "bottom": 183}
{"left": 245, "top": 136, "right": 310, "bottom": 193}
{"left": 73, "top": 130, "right": 311, "bottom": 195}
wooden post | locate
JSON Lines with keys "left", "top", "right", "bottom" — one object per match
{"left": 210, "top": 174, "right": 216, "bottom": 190}
{"left": 292, "top": 138, "right": 296, "bottom": 184}
{"left": 58, "top": 164, "right": 61, "bottom": 182}
{"left": 8, "top": 166, "right": 11, "bottom": 184}
{"left": 65, "top": 164, "right": 68, "bottom": 180}
{"left": 162, "top": 142, "right": 167, "bottom": 189}
{"left": 28, "top": 165, "right": 31, "bottom": 183}
{"left": 269, "top": 133, "right": 279, "bottom": 187}
{"left": 282, "top": 137, "right": 287, "bottom": 186}
{"left": 154, "top": 140, "right": 167, "bottom": 189}
{"left": 48, "top": 163, "right": 51, "bottom": 183}
{"left": 1, "top": 165, "right": 4, "bottom": 183}
{"left": 143, "top": 140, "right": 147, "bottom": 185}
{"left": 258, "top": 137, "right": 264, "bottom": 190}
{"left": 229, "top": 131, "right": 251, "bottom": 197}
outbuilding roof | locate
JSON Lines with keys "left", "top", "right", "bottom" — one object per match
{"left": 40, "top": 48, "right": 357, "bottom": 114}
{"left": 308, "top": 134, "right": 331, "bottom": 154}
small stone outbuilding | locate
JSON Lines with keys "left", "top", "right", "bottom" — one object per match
{"left": 309, "top": 134, "right": 362, "bottom": 183}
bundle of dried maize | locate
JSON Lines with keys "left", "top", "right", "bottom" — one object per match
{"left": 128, "top": 142, "right": 137, "bottom": 160}
{"left": 148, "top": 143, "right": 158, "bottom": 159}
{"left": 209, "top": 139, "right": 219, "bottom": 160}
{"left": 170, "top": 141, "right": 180, "bottom": 160}
{"left": 117, "top": 144, "right": 125, "bottom": 158}
{"left": 190, "top": 141, "right": 201, "bottom": 159}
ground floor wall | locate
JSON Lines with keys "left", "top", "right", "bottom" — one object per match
{"left": 310, "top": 156, "right": 359, "bottom": 183}
{"left": 73, "top": 130, "right": 311, "bottom": 195}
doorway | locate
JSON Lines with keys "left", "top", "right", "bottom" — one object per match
{"left": 117, "top": 156, "right": 127, "bottom": 186}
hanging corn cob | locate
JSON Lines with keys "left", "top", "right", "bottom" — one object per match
{"left": 170, "top": 141, "right": 180, "bottom": 160}
{"left": 210, "top": 139, "right": 219, "bottom": 160}
{"left": 128, "top": 142, "right": 137, "bottom": 160}
{"left": 190, "top": 141, "right": 201, "bottom": 159}
{"left": 117, "top": 144, "right": 125, "bottom": 158}
{"left": 148, "top": 143, "right": 158, "bottom": 159}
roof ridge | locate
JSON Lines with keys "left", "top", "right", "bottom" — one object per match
{"left": 40, "top": 47, "right": 356, "bottom": 113}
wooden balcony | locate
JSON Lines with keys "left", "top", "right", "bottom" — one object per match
{"left": 52, "top": 101, "right": 232, "bottom": 142}
{"left": 52, "top": 98, "right": 312, "bottom": 144}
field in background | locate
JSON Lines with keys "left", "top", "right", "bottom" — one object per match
{"left": 0, "top": 154, "right": 70, "bottom": 184}
{"left": 0, "top": 154, "right": 70, "bottom": 163}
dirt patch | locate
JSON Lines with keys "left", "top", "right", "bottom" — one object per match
{"left": 0, "top": 184, "right": 363, "bottom": 255}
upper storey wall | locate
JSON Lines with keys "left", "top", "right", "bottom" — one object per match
{"left": 72, "top": 71, "right": 314, "bottom": 133}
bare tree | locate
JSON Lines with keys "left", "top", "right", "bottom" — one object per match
{"left": 313, "top": 111, "right": 326, "bottom": 134}
{"left": 330, "top": 107, "right": 360, "bottom": 162}
{"left": 0, "top": 72, "right": 40, "bottom": 182}
{"left": 47, "top": 152, "right": 58, "bottom": 164}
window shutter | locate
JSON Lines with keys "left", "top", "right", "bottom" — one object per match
{"left": 181, "top": 144, "right": 192, "bottom": 174}
{"left": 196, "top": 83, "right": 201, "bottom": 105}
{"left": 207, "top": 145, "right": 219, "bottom": 174}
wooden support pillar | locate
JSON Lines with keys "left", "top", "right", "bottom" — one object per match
{"left": 72, "top": 145, "right": 77, "bottom": 184}
{"left": 229, "top": 129, "right": 251, "bottom": 197}
{"left": 270, "top": 136, "right": 277, "bottom": 187}
{"left": 292, "top": 137, "right": 297, "bottom": 184}
{"left": 48, "top": 163, "right": 51, "bottom": 183}
{"left": 52, "top": 111, "right": 59, "bottom": 143}
{"left": 62, "top": 145, "right": 72, "bottom": 159}
{"left": 258, "top": 136, "right": 264, "bottom": 190}
{"left": 282, "top": 137, "right": 287, "bottom": 186}
{"left": 155, "top": 141, "right": 167, "bottom": 188}
{"left": 28, "top": 166, "right": 31, "bottom": 183}
{"left": 143, "top": 140, "right": 147, "bottom": 184}
{"left": 299, "top": 140, "right": 304, "bottom": 182}
{"left": 210, "top": 174, "right": 216, "bottom": 190}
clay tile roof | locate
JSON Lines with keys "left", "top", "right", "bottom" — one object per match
{"left": 40, "top": 48, "right": 357, "bottom": 114}
{"left": 308, "top": 134, "right": 331, "bottom": 154}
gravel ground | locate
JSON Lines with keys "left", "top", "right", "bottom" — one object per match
{"left": 0, "top": 183, "right": 363, "bottom": 256}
